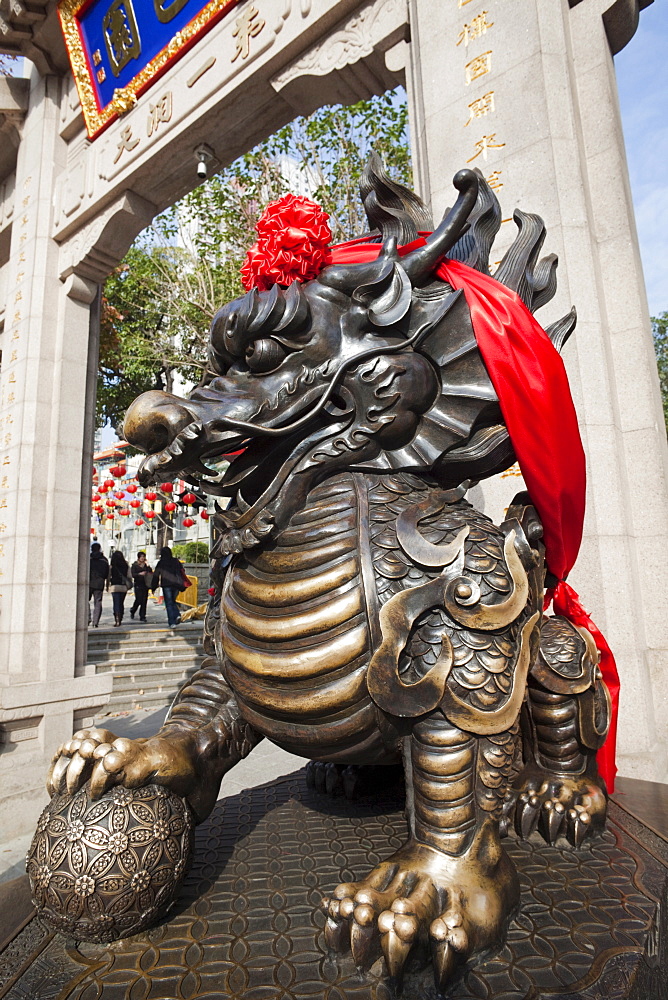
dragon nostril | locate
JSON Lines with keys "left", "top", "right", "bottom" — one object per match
{"left": 141, "top": 422, "right": 172, "bottom": 454}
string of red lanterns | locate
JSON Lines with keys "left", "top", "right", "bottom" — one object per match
{"left": 90, "top": 467, "right": 210, "bottom": 538}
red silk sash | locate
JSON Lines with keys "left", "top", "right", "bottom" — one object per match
{"left": 328, "top": 240, "right": 619, "bottom": 791}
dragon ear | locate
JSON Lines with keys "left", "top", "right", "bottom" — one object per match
{"left": 351, "top": 241, "right": 413, "bottom": 328}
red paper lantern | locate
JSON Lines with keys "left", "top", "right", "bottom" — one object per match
{"left": 98, "top": 485, "right": 108, "bottom": 494}
{"left": 183, "top": 517, "right": 195, "bottom": 528}
{"left": 130, "top": 499, "right": 141, "bottom": 508}
{"left": 134, "top": 518, "right": 144, "bottom": 527}
{"left": 181, "top": 492, "right": 196, "bottom": 505}
{"left": 104, "top": 479, "right": 115, "bottom": 488}
{"left": 94, "top": 505, "right": 104, "bottom": 514}
{"left": 160, "top": 482, "right": 173, "bottom": 493}
{"left": 91, "top": 494, "right": 101, "bottom": 502}
{"left": 145, "top": 491, "right": 157, "bottom": 502}
{"left": 164, "top": 501, "right": 176, "bottom": 512}
{"left": 114, "top": 491, "right": 124, "bottom": 500}
{"left": 119, "top": 508, "right": 130, "bottom": 517}
{"left": 106, "top": 499, "right": 116, "bottom": 508}
{"left": 126, "top": 483, "right": 138, "bottom": 494}
{"left": 145, "top": 510, "right": 156, "bottom": 520}
{"left": 200, "top": 510, "right": 210, "bottom": 520}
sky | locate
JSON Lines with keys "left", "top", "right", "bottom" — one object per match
{"left": 615, "top": 0, "right": 668, "bottom": 318}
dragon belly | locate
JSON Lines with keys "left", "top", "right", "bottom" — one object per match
{"left": 220, "top": 474, "right": 391, "bottom": 761}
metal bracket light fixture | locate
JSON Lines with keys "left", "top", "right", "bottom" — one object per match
{"left": 195, "top": 143, "right": 214, "bottom": 179}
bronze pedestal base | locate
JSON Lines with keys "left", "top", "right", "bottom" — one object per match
{"left": 2, "top": 770, "right": 666, "bottom": 999}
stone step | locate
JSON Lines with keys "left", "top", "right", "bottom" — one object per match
{"left": 86, "top": 623, "right": 206, "bottom": 714}
{"left": 90, "top": 642, "right": 204, "bottom": 662}
{"left": 111, "top": 662, "right": 201, "bottom": 687}
{"left": 94, "top": 654, "right": 202, "bottom": 673}
{"left": 87, "top": 625, "right": 202, "bottom": 646}
{"left": 104, "top": 664, "right": 202, "bottom": 711}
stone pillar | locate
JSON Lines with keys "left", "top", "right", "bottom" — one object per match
{"left": 0, "top": 69, "right": 112, "bottom": 840}
{"left": 405, "top": 0, "right": 667, "bottom": 780}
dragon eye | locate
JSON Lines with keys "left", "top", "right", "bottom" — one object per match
{"left": 245, "top": 338, "right": 287, "bottom": 374}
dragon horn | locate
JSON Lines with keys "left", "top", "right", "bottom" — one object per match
{"left": 402, "top": 169, "right": 479, "bottom": 285}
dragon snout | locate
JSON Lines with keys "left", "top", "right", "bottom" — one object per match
{"left": 123, "top": 391, "right": 194, "bottom": 454}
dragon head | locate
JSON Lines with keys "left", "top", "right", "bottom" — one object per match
{"left": 124, "top": 157, "right": 573, "bottom": 550}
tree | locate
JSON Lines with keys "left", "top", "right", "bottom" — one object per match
{"left": 652, "top": 312, "right": 668, "bottom": 434}
{"left": 98, "top": 89, "right": 411, "bottom": 429}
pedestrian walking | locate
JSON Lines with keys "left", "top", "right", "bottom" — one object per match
{"left": 130, "top": 551, "right": 153, "bottom": 622}
{"left": 109, "top": 550, "right": 131, "bottom": 627}
{"left": 88, "top": 542, "right": 109, "bottom": 627}
{"left": 151, "top": 546, "right": 188, "bottom": 627}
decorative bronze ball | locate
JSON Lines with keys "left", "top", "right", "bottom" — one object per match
{"left": 26, "top": 782, "right": 194, "bottom": 943}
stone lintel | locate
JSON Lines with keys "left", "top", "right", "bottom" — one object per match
{"left": 50, "top": 0, "right": 404, "bottom": 255}
{"left": 58, "top": 190, "right": 157, "bottom": 283}
{"left": 569, "top": 0, "right": 654, "bottom": 55}
{"left": 0, "top": 76, "right": 28, "bottom": 116}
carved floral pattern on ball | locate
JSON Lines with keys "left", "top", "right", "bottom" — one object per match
{"left": 26, "top": 782, "right": 194, "bottom": 943}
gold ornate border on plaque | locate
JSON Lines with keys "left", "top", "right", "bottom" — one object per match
{"left": 58, "top": 0, "right": 241, "bottom": 139}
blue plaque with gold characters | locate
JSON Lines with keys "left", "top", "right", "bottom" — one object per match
{"left": 58, "top": 0, "right": 240, "bottom": 138}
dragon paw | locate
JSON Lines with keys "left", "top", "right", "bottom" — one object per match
{"left": 501, "top": 770, "right": 607, "bottom": 846}
{"left": 47, "top": 726, "right": 199, "bottom": 803}
{"left": 321, "top": 825, "right": 518, "bottom": 990}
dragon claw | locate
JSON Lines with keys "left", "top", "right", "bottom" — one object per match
{"left": 505, "top": 770, "right": 606, "bottom": 847}
{"left": 321, "top": 834, "right": 517, "bottom": 988}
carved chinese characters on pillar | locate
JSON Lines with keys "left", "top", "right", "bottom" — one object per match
{"left": 0, "top": 175, "right": 32, "bottom": 591}
{"left": 465, "top": 50, "right": 492, "bottom": 84}
{"left": 456, "top": 10, "right": 493, "bottom": 48}
{"left": 465, "top": 89, "right": 494, "bottom": 126}
{"left": 467, "top": 133, "right": 505, "bottom": 163}
{"left": 457, "top": 3, "right": 505, "bottom": 204}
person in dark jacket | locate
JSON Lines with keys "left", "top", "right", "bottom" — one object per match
{"left": 130, "top": 551, "right": 153, "bottom": 623}
{"left": 89, "top": 542, "right": 109, "bottom": 627}
{"left": 109, "top": 550, "right": 131, "bottom": 627}
{"left": 151, "top": 546, "right": 186, "bottom": 627}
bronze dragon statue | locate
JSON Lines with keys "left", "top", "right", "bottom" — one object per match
{"left": 46, "top": 159, "right": 611, "bottom": 990}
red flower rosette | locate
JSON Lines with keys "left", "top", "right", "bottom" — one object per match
{"left": 241, "top": 194, "right": 331, "bottom": 291}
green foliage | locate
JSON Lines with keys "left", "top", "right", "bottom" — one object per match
{"left": 99, "top": 89, "right": 411, "bottom": 429}
{"left": 98, "top": 244, "right": 238, "bottom": 432}
{"left": 172, "top": 541, "right": 209, "bottom": 562}
{"left": 651, "top": 312, "right": 668, "bottom": 434}
{"left": 179, "top": 88, "right": 412, "bottom": 258}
